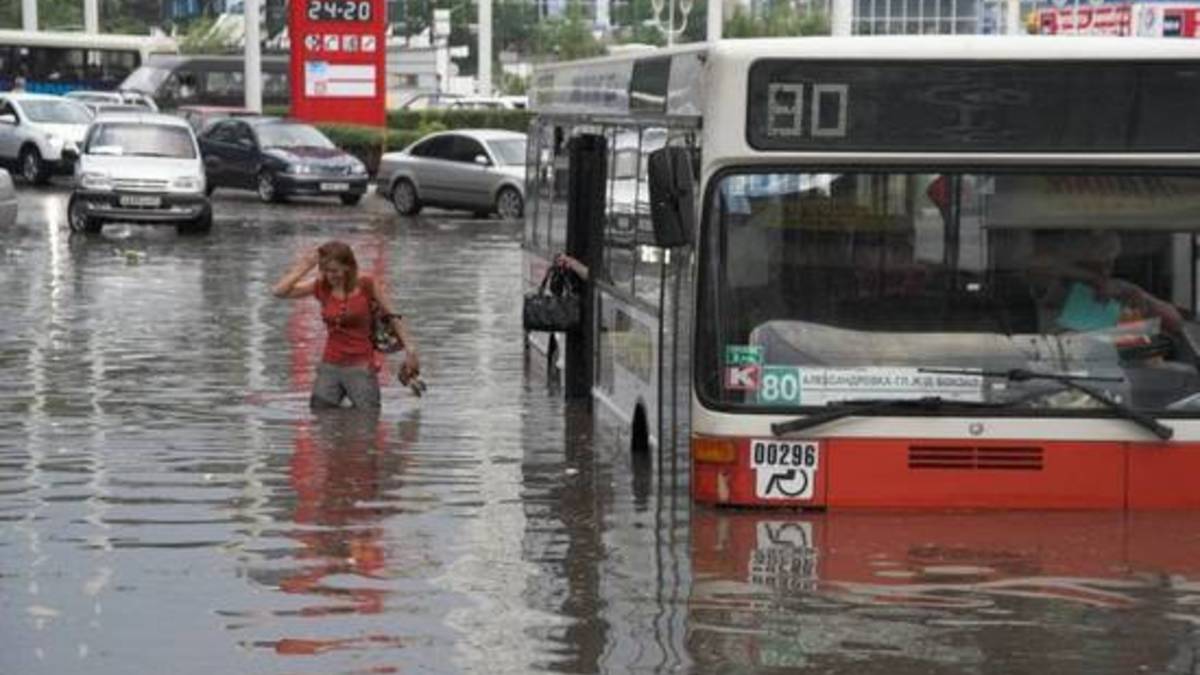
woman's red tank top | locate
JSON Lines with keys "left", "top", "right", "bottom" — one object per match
{"left": 315, "top": 278, "right": 376, "bottom": 367}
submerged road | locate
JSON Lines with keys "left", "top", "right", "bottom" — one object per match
{"left": 2, "top": 184, "right": 1200, "bottom": 674}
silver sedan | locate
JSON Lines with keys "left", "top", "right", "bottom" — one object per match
{"left": 376, "top": 129, "right": 526, "bottom": 220}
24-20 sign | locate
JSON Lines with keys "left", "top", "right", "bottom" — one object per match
{"left": 306, "top": 0, "right": 373, "bottom": 22}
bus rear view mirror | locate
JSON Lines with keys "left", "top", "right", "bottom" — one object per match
{"left": 647, "top": 147, "right": 695, "bottom": 248}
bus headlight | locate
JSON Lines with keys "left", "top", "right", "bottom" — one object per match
{"left": 79, "top": 171, "right": 112, "bottom": 191}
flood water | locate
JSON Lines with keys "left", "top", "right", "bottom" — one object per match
{"left": 3, "top": 188, "right": 1200, "bottom": 674}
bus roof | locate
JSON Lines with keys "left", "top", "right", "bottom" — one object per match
{"left": 0, "top": 28, "right": 177, "bottom": 53}
{"left": 709, "top": 35, "right": 1200, "bottom": 60}
{"left": 531, "top": 35, "right": 1200, "bottom": 118}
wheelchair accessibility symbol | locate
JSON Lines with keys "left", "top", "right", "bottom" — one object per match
{"left": 757, "top": 467, "right": 813, "bottom": 499}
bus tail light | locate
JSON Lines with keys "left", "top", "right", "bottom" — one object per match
{"left": 693, "top": 435, "right": 737, "bottom": 464}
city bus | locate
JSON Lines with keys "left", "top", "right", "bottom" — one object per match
{"left": 0, "top": 29, "right": 178, "bottom": 94}
{"left": 523, "top": 36, "right": 1200, "bottom": 510}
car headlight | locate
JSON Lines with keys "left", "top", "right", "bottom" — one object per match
{"left": 350, "top": 159, "right": 367, "bottom": 175}
{"left": 287, "top": 164, "right": 312, "bottom": 175}
{"left": 171, "top": 176, "right": 203, "bottom": 193}
{"left": 79, "top": 171, "right": 112, "bottom": 191}
{"left": 46, "top": 135, "right": 65, "bottom": 150}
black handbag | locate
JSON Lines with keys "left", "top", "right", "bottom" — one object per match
{"left": 523, "top": 265, "right": 581, "bottom": 332}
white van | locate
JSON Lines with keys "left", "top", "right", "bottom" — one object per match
{"left": 69, "top": 112, "right": 211, "bottom": 235}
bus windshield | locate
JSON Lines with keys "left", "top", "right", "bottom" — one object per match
{"left": 699, "top": 171, "right": 1200, "bottom": 414}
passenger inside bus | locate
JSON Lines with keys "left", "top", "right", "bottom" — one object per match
{"left": 1024, "top": 229, "right": 1183, "bottom": 337}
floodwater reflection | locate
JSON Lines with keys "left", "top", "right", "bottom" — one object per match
{"left": 268, "top": 409, "right": 416, "bottom": 655}
{"left": 689, "top": 509, "right": 1200, "bottom": 673}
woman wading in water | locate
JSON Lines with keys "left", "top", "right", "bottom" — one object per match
{"left": 272, "top": 241, "right": 420, "bottom": 409}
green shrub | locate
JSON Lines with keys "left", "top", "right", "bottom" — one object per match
{"left": 316, "top": 124, "right": 423, "bottom": 175}
{"left": 386, "top": 109, "right": 533, "bottom": 133}
{"left": 262, "top": 107, "right": 532, "bottom": 136}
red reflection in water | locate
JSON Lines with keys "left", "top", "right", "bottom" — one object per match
{"left": 689, "top": 508, "right": 1200, "bottom": 668}
{"left": 271, "top": 411, "right": 418, "bottom": 656}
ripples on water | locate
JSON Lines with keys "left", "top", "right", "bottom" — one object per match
{"left": 2, "top": 192, "right": 1200, "bottom": 674}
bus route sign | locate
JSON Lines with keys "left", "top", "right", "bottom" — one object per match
{"left": 289, "top": 0, "right": 386, "bottom": 126}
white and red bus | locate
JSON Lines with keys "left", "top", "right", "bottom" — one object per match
{"left": 524, "top": 36, "right": 1200, "bottom": 509}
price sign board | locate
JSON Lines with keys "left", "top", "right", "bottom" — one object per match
{"left": 290, "top": 0, "right": 386, "bottom": 126}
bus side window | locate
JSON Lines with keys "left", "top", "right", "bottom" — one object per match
{"left": 546, "top": 126, "right": 571, "bottom": 256}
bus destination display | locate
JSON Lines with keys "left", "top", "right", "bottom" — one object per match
{"left": 747, "top": 60, "right": 1200, "bottom": 153}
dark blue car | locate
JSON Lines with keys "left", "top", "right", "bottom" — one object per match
{"left": 198, "top": 116, "right": 368, "bottom": 205}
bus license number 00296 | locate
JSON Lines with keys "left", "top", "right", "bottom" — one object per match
{"left": 751, "top": 441, "right": 817, "bottom": 469}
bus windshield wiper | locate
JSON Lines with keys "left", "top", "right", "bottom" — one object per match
{"left": 771, "top": 396, "right": 1006, "bottom": 436}
{"left": 919, "top": 367, "right": 1173, "bottom": 440}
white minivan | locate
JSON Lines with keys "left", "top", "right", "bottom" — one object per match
{"left": 69, "top": 112, "right": 211, "bottom": 235}
{"left": 0, "top": 93, "right": 93, "bottom": 185}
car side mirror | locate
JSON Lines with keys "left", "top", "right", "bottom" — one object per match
{"left": 237, "top": 137, "right": 255, "bottom": 149}
{"left": 0, "top": 113, "right": 16, "bottom": 125}
{"left": 646, "top": 146, "right": 696, "bottom": 248}
{"left": 474, "top": 154, "right": 490, "bottom": 166}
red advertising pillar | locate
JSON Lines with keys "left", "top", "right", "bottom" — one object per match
{"left": 289, "top": 0, "right": 387, "bottom": 127}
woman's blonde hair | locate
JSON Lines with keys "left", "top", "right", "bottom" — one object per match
{"left": 317, "top": 241, "right": 359, "bottom": 292}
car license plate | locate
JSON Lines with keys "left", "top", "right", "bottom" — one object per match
{"left": 320, "top": 182, "right": 350, "bottom": 192}
{"left": 750, "top": 439, "right": 819, "bottom": 500}
{"left": 119, "top": 195, "right": 161, "bottom": 207}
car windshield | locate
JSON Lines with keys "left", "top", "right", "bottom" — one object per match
{"left": 699, "top": 171, "right": 1200, "bottom": 415}
{"left": 488, "top": 138, "right": 526, "bottom": 165}
{"left": 88, "top": 123, "right": 196, "bottom": 159}
{"left": 257, "top": 123, "right": 334, "bottom": 149}
{"left": 67, "top": 92, "right": 116, "bottom": 103}
{"left": 120, "top": 66, "right": 171, "bottom": 94}
{"left": 21, "top": 100, "right": 93, "bottom": 124}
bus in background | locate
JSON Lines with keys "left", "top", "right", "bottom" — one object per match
{"left": 119, "top": 53, "right": 290, "bottom": 110}
{"left": 524, "top": 37, "right": 1200, "bottom": 510}
{"left": 0, "top": 29, "right": 177, "bottom": 94}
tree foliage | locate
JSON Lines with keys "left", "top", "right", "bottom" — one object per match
{"left": 725, "top": 2, "right": 829, "bottom": 37}
{"left": 532, "top": 1, "right": 605, "bottom": 59}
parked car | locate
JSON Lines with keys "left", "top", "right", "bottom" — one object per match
{"left": 376, "top": 129, "right": 527, "bottom": 219}
{"left": 397, "top": 92, "right": 464, "bottom": 110}
{"left": 68, "top": 112, "right": 211, "bottom": 235}
{"left": 94, "top": 103, "right": 156, "bottom": 117}
{"left": 0, "top": 168, "right": 17, "bottom": 228}
{"left": 447, "top": 96, "right": 519, "bottom": 110}
{"left": 175, "top": 105, "right": 254, "bottom": 133}
{"left": 198, "top": 117, "right": 368, "bottom": 205}
{"left": 0, "top": 93, "right": 93, "bottom": 184}
{"left": 64, "top": 90, "right": 158, "bottom": 113}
